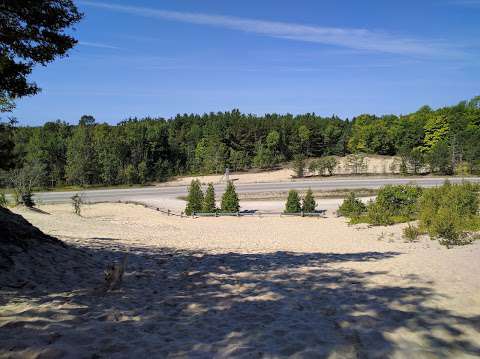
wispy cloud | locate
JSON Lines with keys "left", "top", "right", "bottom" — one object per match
{"left": 80, "top": 1, "right": 457, "bottom": 57}
{"left": 79, "top": 41, "right": 122, "bottom": 50}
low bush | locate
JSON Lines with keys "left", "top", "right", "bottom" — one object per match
{"left": 365, "top": 185, "right": 422, "bottom": 225}
{"left": 366, "top": 200, "right": 394, "bottom": 225}
{"left": 292, "top": 155, "right": 306, "bottom": 178}
{"left": 337, "top": 192, "right": 366, "bottom": 218}
{"left": 418, "top": 182, "right": 480, "bottom": 246}
{"left": 403, "top": 223, "right": 421, "bottom": 242}
{"left": 310, "top": 156, "right": 338, "bottom": 176}
{"left": 339, "top": 182, "right": 479, "bottom": 246}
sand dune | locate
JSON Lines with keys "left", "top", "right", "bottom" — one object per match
{"left": 1, "top": 203, "right": 479, "bottom": 358}
{"left": 164, "top": 156, "right": 402, "bottom": 187}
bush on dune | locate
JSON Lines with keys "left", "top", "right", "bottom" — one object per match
{"left": 403, "top": 223, "right": 421, "bottom": 242}
{"left": 337, "top": 192, "right": 366, "bottom": 218}
{"left": 366, "top": 185, "right": 423, "bottom": 225}
{"left": 338, "top": 182, "right": 480, "bottom": 247}
{"left": 339, "top": 185, "right": 422, "bottom": 225}
{"left": 418, "top": 182, "right": 480, "bottom": 246}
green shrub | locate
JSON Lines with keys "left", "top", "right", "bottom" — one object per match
{"left": 366, "top": 185, "right": 422, "bottom": 225}
{"left": 185, "top": 179, "right": 204, "bottom": 215}
{"left": 285, "top": 190, "right": 301, "bottom": 213}
{"left": 310, "top": 156, "right": 338, "bottom": 176}
{"left": 403, "top": 223, "right": 421, "bottom": 242}
{"left": 322, "top": 156, "right": 338, "bottom": 176}
{"left": 418, "top": 182, "right": 479, "bottom": 246}
{"left": 292, "top": 155, "right": 306, "bottom": 178}
{"left": 202, "top": 183, "right": 217, "bottom": 213}
{"left": 366, "top": 200, "right": 394, "bottom": 225}
{"left": 455, "top": 162, "right": 471, "bottom": 176}
{"left": 377, "top": 185, "right": 422, "bottom": 217}
{"left": 302, "top": 189, "right": 316, "bottom": 212}
{"left": 337, "top": 192, "right": 366, "bottom": 218}
{"left": 221, "top": 181, "right": 240, "bottom": 212}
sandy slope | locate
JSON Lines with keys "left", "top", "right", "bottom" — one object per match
{"left": 165, "top": 155, "right": 401, "bottom": 186}
{"left": 1, "top": 203, "right": 480, "bottom": 358}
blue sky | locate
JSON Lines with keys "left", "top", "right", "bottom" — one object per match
{"left": 11, "top": 0, "right": 480, "bottom": 125}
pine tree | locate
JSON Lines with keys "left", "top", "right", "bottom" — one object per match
{"left": 221, "top": 181, "right": 240, "bottom": 213}
{"left": 202, "top": 183, "right": 217, "bottom": 213}
{"left": 285, "top": 190, "right": 301, "bottom": 213}
{"left": 185, "top": 179, "right": 204, "bottom": 215}
{"left": 302, "top": 188, "right": 316, "bottom": 213}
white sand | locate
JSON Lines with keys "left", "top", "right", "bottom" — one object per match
{"left": 164, "top": 155, "right": 401, "bottom": 186}
{"left": 1, "top": 203, "right": 480, "bottom": 358}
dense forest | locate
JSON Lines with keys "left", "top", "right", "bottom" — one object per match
{"left": 0, "top": 97, "right": 479, "bottom": 188}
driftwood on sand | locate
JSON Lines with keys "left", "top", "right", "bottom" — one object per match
{"left": 103, "top": 253, "right": 128, "bottom": 291}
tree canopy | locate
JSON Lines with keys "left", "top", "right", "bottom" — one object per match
{"left": 0, "top": 0, "right": 82, "bottom": 100}
{"left": 2, "top": 97, "right": 479, "bottom": 188}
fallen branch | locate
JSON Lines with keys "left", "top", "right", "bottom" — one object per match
{"left": 103, "top": 253, "right": 128, "bottom": 291}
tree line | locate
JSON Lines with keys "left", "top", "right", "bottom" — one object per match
{"left": 1, "top": 97, "right": 479, "bottom": 189}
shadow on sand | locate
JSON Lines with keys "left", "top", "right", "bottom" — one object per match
{"left": 1, "top": 243, "right": 479, "bottom": 358}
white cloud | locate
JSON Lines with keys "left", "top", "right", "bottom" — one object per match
{"left": 80, "top": 1, "right": 457, "bottom": 57}
{"left": 79, "top": 41, "right": 122, "bottom": 50}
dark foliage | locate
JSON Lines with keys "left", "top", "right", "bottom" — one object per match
{"left": 221, "top": 181, "right": 240, "bottom": 213}
{"left": 0, "top": 0, "right": 82, "bottom": 99}
{"left": 302, "top": 188, "right": 316, "bottom": 213}
{"left": 285, "top": 190, "right": 302, "bottom": 213}
{"left": 1, "top": 97, "right": 479, "bottom": 189}
{"left": 185, "top": 179, "right": 203, "bottom": 216}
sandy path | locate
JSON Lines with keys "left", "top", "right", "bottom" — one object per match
{"left": 1, "top": 203, "right": 480, "bottom": 358}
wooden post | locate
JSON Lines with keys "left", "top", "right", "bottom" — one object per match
{"left": 167, "top": 209, "right": 170, "bottom": 216}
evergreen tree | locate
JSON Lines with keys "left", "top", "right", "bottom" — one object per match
{"left": 202, "top": 183, "right": 217, "bottom": 213}
{"left": 185, "top": 179, "right": 204, "bottom": 215}
{"left": 221, "top": 181, "right": 240, "bottom": 212}
{"left": 302, "top": 189, "right": 316, "bottom": 212}
{"left": 285, "top": 190, "right": 301, "bottom": 213}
